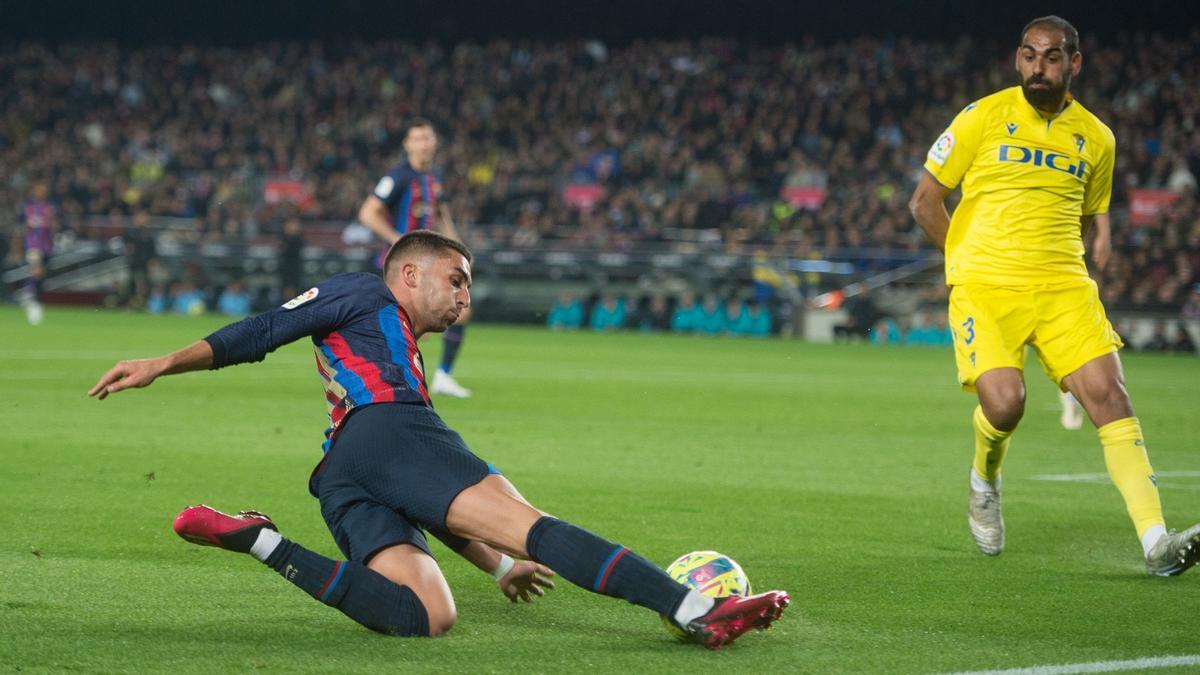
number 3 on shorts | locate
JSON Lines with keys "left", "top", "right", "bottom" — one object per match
{"left": 961, "top": 316, "right": 975, "bottom": 345}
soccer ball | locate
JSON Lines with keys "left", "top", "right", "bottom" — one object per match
{"left": 661, "top": 550, "right": 752, "bottom": 638}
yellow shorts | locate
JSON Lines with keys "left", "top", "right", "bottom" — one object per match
{"left": 948, "top": 280, "right": 1123, "bottom": 391}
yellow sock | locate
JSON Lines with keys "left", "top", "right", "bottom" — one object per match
{"left": 1100, "top": 417, "right": 1165, "bottom": 541}
{"left": 972, "top": 405, "right": 1012, "bottom": 484}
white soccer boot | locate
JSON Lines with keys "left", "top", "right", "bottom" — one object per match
{"left": 1145, "top": 524, "right": 1200, "bottom": 576}
{"left": 968, "top": 487, "right": 1005, "bottom": 556}
{"left": 430, "top": 370, "right": 471, "bottom": 398}
{"left": 25, "top": 300, "right": 44, "bottom": 326}
{"left": 1059, "top": 391, "right": 1084, "bottom": 430}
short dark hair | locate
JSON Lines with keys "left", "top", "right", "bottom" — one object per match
{"left": 1021, "top": 15, "right": 1079, "bottom": 55}
{"left": 404, "top": 117, "right": 436, "bottom": 138}
{"left": 383, "top": 230, "right": 471, "bottom": 279}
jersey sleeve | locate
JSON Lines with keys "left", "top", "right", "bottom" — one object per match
{"left": 373, "top": 165, "right": 409, "bottom": 209}
{"left": 924, "top": 102, "right": 985, "bottom": 189}
{"left": 203, "top": 276, "right": 363, "bottom": 369}
{"left": 1082, "top": 127, "right": 1116, "bottom": 215}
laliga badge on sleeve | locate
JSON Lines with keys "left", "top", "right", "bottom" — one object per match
{"left": 374, "top": 176, "right": 395, "bottom": 200}
{"left": 283, "top": 287, "right": 319, "bottom": 309}
{"left": 928, "top": 131, "right": 954, "bottom": 166}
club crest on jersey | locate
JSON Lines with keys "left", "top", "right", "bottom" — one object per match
{"left": 1005, "top": 122, "right": 1018, "bottom": 135}
{"left": 1073, "top": 133, "right": 1086, "bottom": 152}
{"left": 928, "top": 131, "right": 954, "bottom": 165}
{"left": 283, "top": 287, "right": 319, "bottom": 309}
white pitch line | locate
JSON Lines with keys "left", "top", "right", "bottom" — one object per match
{"left": 1030, "top": 472, "right": 1111, "bottom": 482}
{"left": 1031, "top": 471, "right": 1200, "bottom": 492}
{"left": 1032, "top": 471, "right": 1200, "bottom": 481}
{"left": 947, "top": 654, "right": 1200, "bottom": 675}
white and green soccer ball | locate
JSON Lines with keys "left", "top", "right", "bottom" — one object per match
{"left": 661, "top": 550, "right": 752, "bottom": 638}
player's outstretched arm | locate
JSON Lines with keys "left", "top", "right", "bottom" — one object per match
{"left": 456, "top": 540, "right": 556, "bottom": 603}
{"left": 88, "top": 340, "right": 214, "bottom": 400}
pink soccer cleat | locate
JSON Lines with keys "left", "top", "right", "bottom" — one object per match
{"left": 687, "top": 590, "right": 790, "bottom": 650}
{"left": 173, "top": 504, "right": 276, "bottom": 553}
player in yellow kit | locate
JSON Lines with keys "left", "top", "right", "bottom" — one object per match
{"left": 909, "top": 15, "right": 1200, "bottom": 575}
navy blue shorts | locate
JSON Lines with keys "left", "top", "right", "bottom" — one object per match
{"left": 313, "top": 403, "right": 496, "bottom": 563}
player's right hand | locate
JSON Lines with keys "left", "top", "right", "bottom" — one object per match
{"left": 498, "top": 560, "right": 556, "bottom": 603}
{"left": 88, "top": 359, "right": 163, "bottom": 400}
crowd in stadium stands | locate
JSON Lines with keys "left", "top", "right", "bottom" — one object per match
{"left": 547, "top": 290, "right": 772, "bottom": 337}
{"left": 2, "top": 32, "right": 1199, "bottom": 312}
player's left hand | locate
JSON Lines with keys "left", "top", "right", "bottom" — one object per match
{"left": 1092, "top": 227, "right": 1112, "bottom": 271}
{"left": 497, "top": 561, "right": 556, "bottom": 603}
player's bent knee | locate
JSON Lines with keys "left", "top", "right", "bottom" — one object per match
{"left": 425, "top": 606, "right": 457, "bottom": 637}
{"left": 977, "top": 371, "right": 1026, "bottom": 429}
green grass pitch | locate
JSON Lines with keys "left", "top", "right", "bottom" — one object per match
{"left": 2, "top": 307, "right": 1198, "bottom": 673}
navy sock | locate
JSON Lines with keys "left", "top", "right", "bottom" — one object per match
{"left": 440, "top": 324, "right": 465, "bottom": 373}
{"left": 264, "top": 539, "right": 430, "bottom": 636}
{"left": 525, "top": 517, "right": 688, "bottom": 617}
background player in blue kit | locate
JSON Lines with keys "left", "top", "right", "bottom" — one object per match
{"left": 87, "top": 230, "right": 789, "bottom": 649}
{"left": 358, "top": 118, "right": 473, "bottom": 398}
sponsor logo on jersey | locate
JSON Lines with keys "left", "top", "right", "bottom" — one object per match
{"left": 283, "top": 287, "right": 320, "bottom": 309}
{"left": 998, "top": 144, "right": 1087, "bottom": 179}
{"left": 928, "top": 131, "right": 954, "bottom": 165}
{"left": 1073, "top": 133, "right": 1086, "bottom": 152}
{"left": 1005, "top": 122, "right": 1018, "bottom": 135}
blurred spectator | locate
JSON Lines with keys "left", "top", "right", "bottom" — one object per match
{"left": 547, "top": 290, "right": 585, "bottom": 331}
{"left": 147, "top": 284, "right": 169, "bottom": 314}
{"left": 279, "top": 218, "right": 305, "bottom": 300}
{"left": 1173, "top": 328, "right": 1197, "bottom": 353}
{"left": 724, "top": 298, "right": 751, "bottom": 336}
{"left": 217, "top": 279, "right": 253, "bottom": 316}
{"left": 870, "top": 317, "right": 904, "bottom": 345}
{"left": 697, "top": 295, "right": 726, "bottom": 335}
{"left": 671, "top": 291, "right": 703, "bottom": 333}
{"left": 833, "top": 287, "right": 880, "bottom": 342}
{"left": 1141, "top": 320, "right": 1172, "bottom": 352}
{"left": 906, "top": 311, "right": 954, "bottom": 347}
{"left": 171, "top": 281, "right": 207, "bottom": 315}
{"left": 123, "top": 210, "right": 156, "bottom": 309}
{"left": 745, "top": 302, "right": 773, "bottom": 338}
{"left": 1182, "top": 284, "right": 1200, "bottom": 321}
{"left": 589, "top": 293, "right": 626, "bottom": 332}
{"left": 634, "top": 295, "right": 672, "bottom": 333}
{"left": 1141, "top": 319, "right": 1196, "bottom": 354}
{"left": 1166, "top": 158, "right": 1197, "bottom": 195}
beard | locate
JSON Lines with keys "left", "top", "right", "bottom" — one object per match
{"left": 1021, "top": 73, "right": 1070, "bottom": 110}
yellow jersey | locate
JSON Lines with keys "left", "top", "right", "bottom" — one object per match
{"left": 924, "top": 85, "right": 1115, "bottom": 286}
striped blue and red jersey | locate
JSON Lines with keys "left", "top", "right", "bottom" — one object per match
{"left": 373, "top": 161, "right": 441, "bottom": 235}
{"left": 22, "top": 199, "right": 56, "bottom": 255}
{"left": 203, "top": 272, "right": 430, "bottom": 461}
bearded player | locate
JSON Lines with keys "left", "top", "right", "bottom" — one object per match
{"left": 909, "top": 15, "right": 1200, "bottom": 575}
